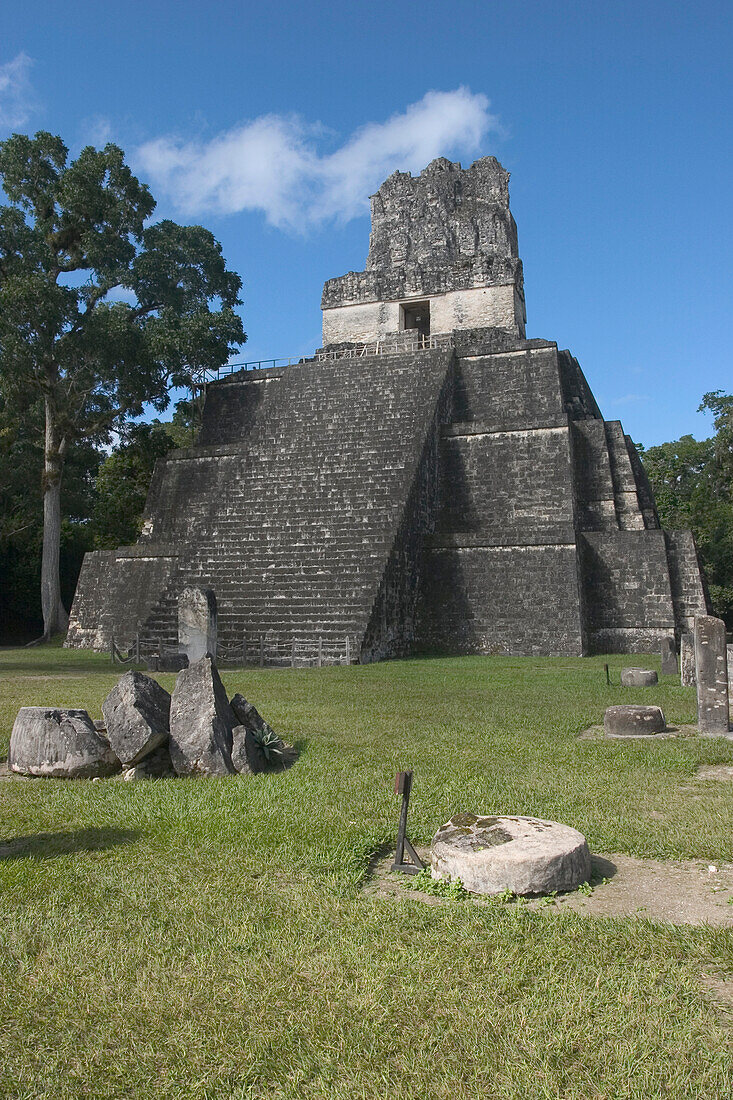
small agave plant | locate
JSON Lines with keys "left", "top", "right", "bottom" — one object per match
{"left": 251, "top": 725, "right": 284, "bottom": 763}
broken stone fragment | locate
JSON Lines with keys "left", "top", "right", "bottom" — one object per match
{"left": 230, "top": 693, "right": 278, "bottom": 739}
{"left": 9, "top": 707, "right": 120, "bottom": 778}
{"left": 169, "top": 657, "right": 235, "bottom": 776}
{"left": 230, "top": 725, "right": 269, "bottom": 774}
{"left": 229, "top": 693, "right": 284, "bottom": 773}
{"left": 604, "top": 704, "right": 666, "bottom": 737}
{"left": 620, "top": 668, "right": 658, "bottom": 687}
{"left": 122, "top": 745, "right": 176, "bottom": 781}
{"left": 102, "top": 671, "right": 171, "bottom": 766}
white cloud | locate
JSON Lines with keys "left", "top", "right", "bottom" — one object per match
{"left": 135, "top": 88, "right": 498, "bottom": 230}
{"left": 0, "top": 53, "right": 37, "bottom": 129}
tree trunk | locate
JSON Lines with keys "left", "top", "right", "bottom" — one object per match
{"left": 39, "top": 400, "right": 69, "bottom": 641}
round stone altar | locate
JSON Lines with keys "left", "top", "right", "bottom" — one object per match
{"left": 431, "top": 814, "right": 591, "bottom": 896}
{"left": 604, "top": 704, "right": 666, "bottom": 737}
{"left": 620, "top": 668, "right": 658, "bottom": 687}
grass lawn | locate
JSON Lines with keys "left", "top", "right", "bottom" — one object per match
{"left": 1, "top": 645, "right": 732, "bottom": 1099}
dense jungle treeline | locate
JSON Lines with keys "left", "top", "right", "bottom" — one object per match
{"left": 1, "top": 391, "right": 731, "bottom": 643}
{"left": 637, "top": 391, "right": 733, "bottom": 629}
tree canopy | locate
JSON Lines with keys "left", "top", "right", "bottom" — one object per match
{"left": 0, "top": 131, "right": 245, "bottom": 639}
{"left": 639, "top": 391, "right": 733, "bottom": 625}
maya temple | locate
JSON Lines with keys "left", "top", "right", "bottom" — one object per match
{"left": 67, "top": 156, "right": 709, "bottom": 661}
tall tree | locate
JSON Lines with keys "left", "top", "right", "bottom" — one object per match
{"left": 0, "top": 132, "right": 244, "bottom": 640}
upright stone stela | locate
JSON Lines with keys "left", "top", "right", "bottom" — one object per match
{"left": 680, "top": 632, "right": 696, "bottom": 686}
{"left": 661, "top": 636, "right": 678, "bottom": 675}
{"left": 178, "top": 586, "right": 217, "bottom": 663}
{"left": 66, "top": 157, "right": 709, "bottom": 661}
{"left": 694, "top": 615, "right": 730, "bottom": 736}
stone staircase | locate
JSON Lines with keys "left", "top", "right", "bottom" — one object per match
{"left": 134, "top": 349, "right": 454, "bottom": 658}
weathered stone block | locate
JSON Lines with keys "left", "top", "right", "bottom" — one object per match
{"left": 102, "top": 671, "right": 171, "bottom": 766}
{"left": 604, "top": 705, "right": 666, "bottom": 737}
{"left": 620, "top": 668, "right": 658, "bottom": 687}
{"left": 178, "top": 586, "right": 217, "bottom": 663}
{"left": 9, "top": 708, "right": 120, "bottom": 778}
{"left": 694, "top": 615, "right": 730, "bottom": 736}
{"left": 661, "top": 636, "right": 678, "bottom": 675}
{"left": 230, "top": 693, "right": 276, "bottom": 739}
{"left": 431, "top": 814, "right": 590, "bottom": 896}
{"left": 680, "top": 633, "right": 696, "bottom": 686}
{"left": 169, "top": 657, "right": 235, "bottom": 776}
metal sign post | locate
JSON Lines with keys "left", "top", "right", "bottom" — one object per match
{"left": 391, "top": 770, "right": 425, "bottom": 875}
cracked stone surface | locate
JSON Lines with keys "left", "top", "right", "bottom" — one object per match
{"left": 9, "top": 707, "right": 120, "bottom": 779}
{"left": 431, "top": 814, "right": 591, "bottom": 896}
{"left": 102, "top": 671, "right": 171, "bottom": 766}
{"left": 169, "top": 657, "right": 235, "bottom": 777}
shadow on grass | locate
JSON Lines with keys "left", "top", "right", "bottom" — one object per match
{"left": 266, "top": 737, "right": 308, "bottom": 773}
{"left": 0, "top": 827, "right": 141, "bottom": 861}
{"left": 591, "top": 854, "right": 618, "bottom": 882}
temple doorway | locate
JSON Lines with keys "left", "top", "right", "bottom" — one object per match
{"left": 401, "top": 301, "right": 430, "bottom": 344}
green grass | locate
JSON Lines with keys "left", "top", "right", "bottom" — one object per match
{"left": 1, "top": 647, "right": 732, "bottom": 1099}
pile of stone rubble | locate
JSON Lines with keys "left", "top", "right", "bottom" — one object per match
{"left": 8, "top": 656, "right": 287, "bottom": 780}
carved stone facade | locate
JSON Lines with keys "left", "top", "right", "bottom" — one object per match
{"left": 66, "top": 157, "right": 709, "bottom": 659}
{"left": 321, "top": 157, "right": 526, "bottom": 345}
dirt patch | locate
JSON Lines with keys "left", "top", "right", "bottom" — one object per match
{"left": 364, "top": 848, "right": 733, "bottom": 926}
{"left": 698, "top": 764, "right": 733, "bottom": 781}
{"left": 578, "top": 724, "right": 699, "bottom": 740}
{"left": 0, "top": 762, "right": 30, "bottom": 781}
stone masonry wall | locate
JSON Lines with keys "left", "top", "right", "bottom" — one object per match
{"left": 414, "top": 342, "right": 587, "bottom": 655}
{"left": 322, "top": 157, "right": 525, "bottom": 341}
{"left": 68, "top": 150, "right": 710, "bottom": 660}
{"left": 579, "top": 531, "right": 676, "bottom": 652}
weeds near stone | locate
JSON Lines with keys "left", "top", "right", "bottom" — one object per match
{"left": 407, "top": 866, "right": 468, "bottom": 899}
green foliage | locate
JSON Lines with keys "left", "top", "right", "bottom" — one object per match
{"left": 0, "top": 131, "right": 245, "bottom": 634}
{"left": 638, "top": 391, "right": 733, "bottom": 625}
{"left": 249, "top": 724, "right": 285, "bottom": 763}
{"left": 91, "top": 421, "right": 175, "bottom": 549}
{"left": 0, "top": 393, "right": 99, "bottom": 640}
{"left": 0, "top": 133, "right": 245, "bottom": 434}
{"left": 409, "top": 866, "right": 468, "bottom": 899}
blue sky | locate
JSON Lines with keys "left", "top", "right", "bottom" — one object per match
{"left": 1, "top": 0, "right": 731, "bottom": 445}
